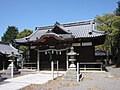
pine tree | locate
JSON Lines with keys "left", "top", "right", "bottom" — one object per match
{"left": 1, "top": 26, "right": 19, "bottom": 43}
{"left": 114, "top": 1, "right": 120, "bottom": 16}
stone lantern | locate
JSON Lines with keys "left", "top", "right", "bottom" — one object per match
{"left": 63, "top": 47, "right": 79, "bottom": 80}
{"left": 67, "top": 47, "right": 78, "bottom": 68}
{"left": 7, "top": 52, "right": 20, "bottom": 78}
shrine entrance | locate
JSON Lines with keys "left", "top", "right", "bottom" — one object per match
{"left": 33, "top": 32, "right": 72, "bottom": 71}
{"left": 36, "top": 48, "right": 70, "bottom": 71}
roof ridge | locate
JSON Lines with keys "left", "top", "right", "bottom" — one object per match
{"left": 36, "top": 20, "right": 94, "bottom": 30}
{"left": 36, "top": 25, "right": 54, "bottom": 30}
{"left": 62, "top": 20, "right": 94, "bottom": 27}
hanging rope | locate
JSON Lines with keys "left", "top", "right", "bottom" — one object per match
{"left": 35, "top": 47, "right": 70, "bottom": 53}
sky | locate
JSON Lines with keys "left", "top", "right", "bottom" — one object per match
{"left": 0, "top": 0, "right": 119, "bottom": 40}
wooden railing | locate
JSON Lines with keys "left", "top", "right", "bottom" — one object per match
{"left": 23, "top": 62, "right": 37, "bottom": 69}
{"left": 76, "top": 62, "right": 103, "bottom": 82}
{"left": 79, "top": 62, "right": 103, "bottom": 71}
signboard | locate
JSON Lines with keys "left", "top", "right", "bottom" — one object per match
{"left": 82, "top": 42, "right": 92, "bottom": 46}
{"left": 72, "top": 43, "right": 81, "bottom": 46}
{"left": 30, "top": 46, "right": 36, "bottom": 49}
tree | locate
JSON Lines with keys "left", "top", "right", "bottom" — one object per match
{"left": 16, "top": 29, "right": 33, "bottom": 62}
{"left": 112, "top": 16, "right": 120, "bottom": 67}
{"left": 16, "top": 29, "right": 33, "bottom": 39}
{"left": 1, "top": 26, "right": 19, "bottom": 43}
{"left": 95, "top": 13, "right": 120, "bottom": 67}
{"left": 114, "top": 1, "right": 120, "bottom": 16}
{"left": 95, "top": 1, "right": 120, "bottom": 67}
{"left": 16, "top": 29, "right": 33, "bottom": 54}
{"left": 95, "top": 14, "right": 116, "bottom": 52}
{"left": 113, "top": 1, "right": 120, "bottom": 67}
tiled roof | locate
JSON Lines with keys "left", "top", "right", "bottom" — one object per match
{"left": 0, "top": 42, "right": 19, "bottom": 55}
{"left": 15, "top": 20, "right": 106, "bottom": 43}
{"left": 16, "top": 30, "right": 47, "bottom": 43}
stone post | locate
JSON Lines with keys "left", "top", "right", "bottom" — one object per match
{"left": 66, "top": 50, "right": 69, "bottom": 70}
{"left": 57, "top": 60, "right": 59, "bottom": 77}
{"left": 51, "top": 61, "right": 54, "bottom": 80}
{"left": 11, "top": 52, "right": 15, "bottom": 78}
{"left": 77, "top": 62, "right": 79, "bottom": 82}
{"left": 11, "top": 61, "right": 14, "bottom": 78}
{"left": 37, "top": 51, "right": 40, "bottom": 71}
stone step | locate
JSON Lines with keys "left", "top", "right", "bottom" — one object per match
{"left": 64, "top": 72, "right": 77, "bottom": 74}
{"left": 63, "top": 76, "right": 77, "bottom": 79}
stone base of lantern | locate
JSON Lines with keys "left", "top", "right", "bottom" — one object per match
{"left": 6, "top": 63, "right": 20, "bottom": 75}
{"left": 63, "top": 67, "right": 77, "bottom": 80}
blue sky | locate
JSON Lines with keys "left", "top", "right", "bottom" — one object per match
{"left": 0, "top": 0, "right": 118, "bottom": 39}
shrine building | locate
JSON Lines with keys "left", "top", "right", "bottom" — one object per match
{"left": 15, "top": 20, "right": 107, "bottom": 70}
{"left": 0, "top": 42, "right": 19, "bottom": 70}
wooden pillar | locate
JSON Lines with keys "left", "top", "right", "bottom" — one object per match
{"left": 21, "top": 59, "right": 23, "bottom": 70}
{"left": 2, "top": 60, "right": 5, "bottom": 71}
{"left": 101, "top": 64, "right": 102, "bottom": 71}
{"left": 28, "top": 46, "right": 30, "bottom": 61}
{"left": 66, "top": 50, "right": 69, "bottom": 70}
{"left": 2, "top": 52, "right": 6, "bottom": 71}
{"left": 37, "top": 51, "right": 40, "bottom": 71}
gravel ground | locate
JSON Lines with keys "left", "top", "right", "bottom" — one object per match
{"left": 21, "top": 66, "right": 120, "bottom": 90}
{"left": 106, "top": 65, "right": 120, "bottom": 77}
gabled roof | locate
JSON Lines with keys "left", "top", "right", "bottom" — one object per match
{"left": 15, "top": 20, "right": 107, "bottom": 44}
{"left": 0, "top": 42, "right": 19, "bottom": 56}
{"left": 52, "top": 24, "right": 70, "bottom": 34}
